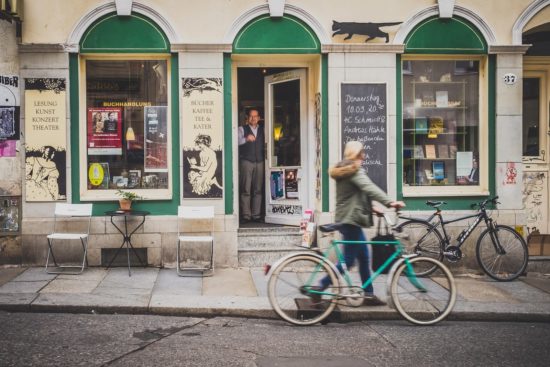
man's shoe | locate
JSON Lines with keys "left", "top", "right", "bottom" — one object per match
{"left": 241, "top": 218, "right": 251, "bottom": 224}
{"left": 300, "top": 285, "right": 323, "bottom": 303}
{"left": 252, "top": 217, "right": 263, "bottom": 223}
{"left": 363, "top": 295, "right": 386, "bottom": 306}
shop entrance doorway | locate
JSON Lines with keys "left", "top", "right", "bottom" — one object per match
{"left": 237, "top": 68, "right": 309, "bottom": 226}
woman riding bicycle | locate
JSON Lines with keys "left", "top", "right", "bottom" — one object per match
{"left": 318, "top": 141, "right": 405, "bottom": 306}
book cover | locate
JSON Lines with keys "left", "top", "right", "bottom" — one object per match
{"left": 415, "top": 118, "right": 428, "bottom": 134}
{"left": 425, "top": 144, "right": 436, "bottom": 159}
{"left": 432, "top": 161, "right": 445, "bottom": 180}
{"left": 436, "top": 91, "right": 449, "bottom": 108}
{"left": 413, "top": 145, "right": 424, "bottom": 159}
{"left": 449, "top": 145, "right": 457, "bottom": 158}
{"left": 438, "top": 145, "right": 449, "bottom": 158}
{"left": 128, "top": 170, "right": 141, "bottom": 189}
{"left": 428, "top": 117, "right": 444, "bottom": 138}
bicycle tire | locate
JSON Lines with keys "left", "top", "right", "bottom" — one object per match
{"left": 396, "top": 220, "right": 444, "bottom": 276}
{"left": 390, "top": 257, "right": 456, "bottom": 325}
{"left": 476, "top": 225, "right": 528, "bottom": 281}
{"left": 267, "top": 254, "right": 339, "bottom": 325}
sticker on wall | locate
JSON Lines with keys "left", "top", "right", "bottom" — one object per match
{"left": 144, "top": 106, "right": 168, "bottom": 172}
{"left": 182, "top": 78, "right": 223, "bottom": 199}
{"left": 24, "top": 78, "right": 67, "bottom": 201}
{"left": 87, "top": 107, "right": 122, "bottom": 155}
{"left": 0, "top": 75, "right": 21, "bottom": 155}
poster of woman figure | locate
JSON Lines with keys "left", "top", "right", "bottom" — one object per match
{"left": 25, "top": 145, "right": 66, "bottom": 201}
{"left": 182, "top": 77, "right": 223, "bottom": 199}
{"left": 186, "top": 134, "right": 223, "bottom": 196}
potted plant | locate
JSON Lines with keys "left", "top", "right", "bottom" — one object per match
{"left": 116, "top": 190, "right": 143, "bottom": 211}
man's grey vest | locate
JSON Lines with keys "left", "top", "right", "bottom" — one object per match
{"left": 240, "top": 124, "right": 264, "bottom": 163}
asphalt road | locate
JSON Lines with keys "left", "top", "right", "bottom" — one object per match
{"left": 0, "top": 312, "right": 548, "bottom": 367}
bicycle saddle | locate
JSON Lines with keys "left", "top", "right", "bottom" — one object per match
{"left": 426, "top": 200, "right": 447, "bottom": 208}
{"left": 318, "top": 223, "right": 341, "bottom": 233}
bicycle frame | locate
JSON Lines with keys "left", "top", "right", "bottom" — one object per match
{"left": 405, "top": 205, "right": 498, "bottom": 253}
{"left": 308, "top": 238, "right": 426, "bottom": 299}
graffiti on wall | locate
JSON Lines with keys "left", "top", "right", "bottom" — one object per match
{"left": 522, "top": 171, "right": 547, "bottom": 233}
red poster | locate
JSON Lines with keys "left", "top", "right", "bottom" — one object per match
{"left": 87, "top": 107, "right": 122, "bottom": 155}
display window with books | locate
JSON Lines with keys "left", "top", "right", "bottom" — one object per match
{"left": 81, "top": 57, "right": 171, "bottom": 200}
{"left": 402, "top": 58, "right": 487, "bottom": 195}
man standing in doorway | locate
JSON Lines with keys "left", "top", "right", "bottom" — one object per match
{"left": 239, "top": 108, "right": 264, "bottom": 223}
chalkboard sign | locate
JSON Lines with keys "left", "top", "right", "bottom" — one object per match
{"left": 340, "top": 83, "right": 387, "bottom": 191}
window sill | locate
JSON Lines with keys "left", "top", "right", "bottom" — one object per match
{"left": 402, "top": 185, "right": 490, "bottom": 198}
{"left": 80, "top": 189, "right": 172, "bottom": 202}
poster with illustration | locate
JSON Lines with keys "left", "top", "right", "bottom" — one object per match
{"left": 87, "top": 107, "right": 122, "bottom": 155}
{"left": 285, "top": 169, "right": 298, "bottom": 199}
{"left": 0, "top": 75, "right": 21, "bottom": 143}
{"left": 270, "top": 170, "right": 284, "bottom": 200}
{"left": 24, "top": 78, "right": 67, "bottom": 201}
{"left": 144, "top": 106, "right": 168, "bottom": 172}
{"left": 182, "top": 78, "right": 223, "bottom": 198}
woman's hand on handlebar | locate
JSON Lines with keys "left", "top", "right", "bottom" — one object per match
{"left": 390, "top": 201, "right": 406, "bottom": 210}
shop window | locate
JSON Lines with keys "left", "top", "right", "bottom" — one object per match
{"left": 402, "top": 58, "right": 485, "bottom": 193}
{"left": 82, "top": 57, "right": 171, "bottom": 199}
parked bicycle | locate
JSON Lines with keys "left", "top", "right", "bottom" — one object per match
{"left": 266, "top": 211, "right": 457, "bottom": 326}
{"left": 396, "top": 196, "right": 528, "bottom": 281}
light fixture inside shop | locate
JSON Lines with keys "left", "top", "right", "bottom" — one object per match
{"left": 126, "top": 126, "right": 135, "bottom": 141}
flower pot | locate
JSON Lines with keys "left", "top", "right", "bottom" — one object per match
{"left": 119, "top": 198, "right": 132, "bottom": 211}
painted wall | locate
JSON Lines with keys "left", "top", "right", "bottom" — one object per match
{"left": 0, "top": 19, "right": 21, "bottom": 264}
{"left": 524, "top": 3, "right": 550, "bottom": 31}
{"left": 21, "top": 0, "right": 536, "bottom": 46}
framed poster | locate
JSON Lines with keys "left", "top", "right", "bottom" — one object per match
{"left": 24, "top": 78, "right": 67, "bottom": 201}
{"left": 285, "top": 169, "right": 298, "bottom": 199}
{"left": 87, "top": 107, "right": 122, "bottom": 155}
{"left": 182, "top": 78, "right": 223, "bottom": 198}
{"left": 144, "top": 106, "right": 168, "bottom": 172}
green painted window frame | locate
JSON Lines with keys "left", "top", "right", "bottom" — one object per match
{"left": 397, "top": 17, "right": 495, "bottom": 210}
{"left": 70, "top": 14, "right": 179, "bottom": 216}
{"left": 233, "top": 14, "right": 320, "bottom": 54}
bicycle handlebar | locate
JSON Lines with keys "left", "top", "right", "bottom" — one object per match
{"left": 470, "top": 196, "right": 500, "bottom": 210}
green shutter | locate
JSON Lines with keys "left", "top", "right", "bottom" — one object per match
{"left": 80, "top": 13, "right": 169, "bottom": 53}
{"left": 233, "top": 15, "right": 320, "bottom": 54}
{"left": 405, "top": 17, "right": 487, "bottom": 54}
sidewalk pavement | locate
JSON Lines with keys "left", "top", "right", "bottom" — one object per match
{"left": 1, "top": 266, "right": 549, "bottom": 322}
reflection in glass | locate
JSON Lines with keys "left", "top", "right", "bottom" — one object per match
{"left": 271, "top": 79, "right": 301, "bottom": 167}
{"left": 522, "top": 78, "right": 540, "bottom": 157}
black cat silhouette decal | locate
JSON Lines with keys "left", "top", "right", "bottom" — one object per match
{"left": 332, "top": 21, "right": 402, "bottom": 43}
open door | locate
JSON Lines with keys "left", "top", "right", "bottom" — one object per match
{"left": 264, "top": 69, "right": 308, "bottom": 225}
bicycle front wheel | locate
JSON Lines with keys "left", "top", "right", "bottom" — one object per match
{"left": 390, "top": 257, "right": 456, "bottom": 325}
{"left": 267, "top": 254, "right": 339, "bottom": 326}
{"left": 476, "top": 225, "right": 528, "bottom": 281}
{"left": 397, "top": 220, "right": 444, "bottom": 276}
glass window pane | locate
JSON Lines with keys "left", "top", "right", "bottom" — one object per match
{"left": 522, "top": 78, "right": 540, "bottom": 157}
{"left": 85, "top": 59, "right": 169, "bottom": 190}
{"left": 402, "top": 60, "right": 480, "bottom": 187}
{"left": 271, "top": 79, "right": 301, "bottom": 167}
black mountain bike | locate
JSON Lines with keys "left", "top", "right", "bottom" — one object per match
{"left": 396, "top": 196, "right": 528, "bottom": 281}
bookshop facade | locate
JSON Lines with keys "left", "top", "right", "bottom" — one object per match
{"left": 1, "top": 0, "right": 549, "bottom": 267}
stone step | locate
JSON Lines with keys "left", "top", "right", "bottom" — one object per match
{"left": 237, "top": 227, "right": 304, "bottom": 267}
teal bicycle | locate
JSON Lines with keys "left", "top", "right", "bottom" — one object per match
{"left": 266, "top": 212, "right": 457, "bottom": 326}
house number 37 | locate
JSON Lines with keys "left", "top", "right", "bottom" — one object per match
{"left": 503, "top": 73, "right": 517, "bottom": 85}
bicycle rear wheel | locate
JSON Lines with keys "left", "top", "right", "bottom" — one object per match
{"left": 267, "top": 254, "right": 339, "bottom": 326}
{"left": 390, "top": 257, "right": 456, "bottom": 325}
{"left": 476, "top": 225, "right": 528, "bottom": 281}
{"left": 396, "top": 220, "right": 444, "bottom": 276}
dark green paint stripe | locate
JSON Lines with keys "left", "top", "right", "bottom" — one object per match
{"left": 224, "top": 54, "right": 233, "bottom": 215}
{"left": 321, "top": 54, "right": 329, "bottom": 212}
